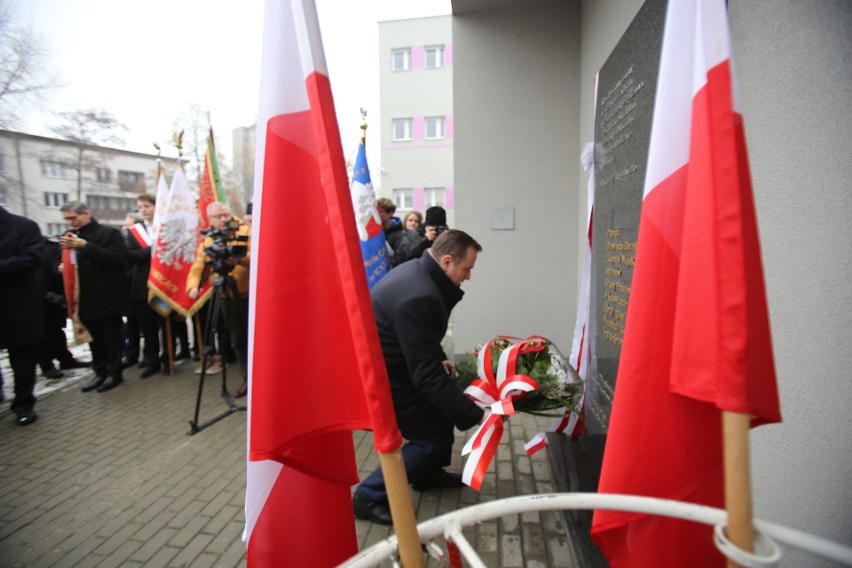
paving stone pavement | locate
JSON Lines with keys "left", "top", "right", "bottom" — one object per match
{"left": 1, "top": 356, "right": 575, "bottom": 567}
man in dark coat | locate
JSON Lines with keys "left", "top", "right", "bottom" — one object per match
{"left": 352, "top": 229, "right": 485, "bottom": 525}
{"left": 0, "top": 206, "right": 45, "bottom": 425}
{"left": 124, "top": 193, "right": 162, "bottom": 378}
{"left": 38, "top": 236, "right": 89, "bottom": 378}
{"left": 59, "top": 201, "right": 129, "bottom": 393}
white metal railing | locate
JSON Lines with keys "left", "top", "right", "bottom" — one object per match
{"left": 340, "top": 493, "right": 852, "bottom": 568}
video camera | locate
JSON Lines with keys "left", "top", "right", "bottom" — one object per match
{"left": 201, "top": 219, "right": 248, "bottom": 275}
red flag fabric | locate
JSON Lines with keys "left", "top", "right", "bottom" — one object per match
{"left": 244, "top": 0, "right": 402, "bottom": 565}
{"left": 591, "top": 1, "right": 782, "bottom": 566}
{"left": 197, "top": 130, "right": 223, "bottom": 229}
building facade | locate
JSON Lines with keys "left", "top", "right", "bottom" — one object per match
{"left": 0, "top": 130, "right": 178, "bottom": 234}
{"left": 378, "top": 15, "right": 455, "bottom": 226}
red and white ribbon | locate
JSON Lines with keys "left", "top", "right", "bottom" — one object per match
{"left": 462, "top": 337, "right": 545, "bottom": 490}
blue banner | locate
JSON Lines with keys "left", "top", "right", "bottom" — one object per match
{"left": 350, "top": 141, "right": 390, "bottom": 288}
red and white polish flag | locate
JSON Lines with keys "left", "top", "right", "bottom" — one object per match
{"left": 591, "top": 1, "right": 782, "bottom": 566}
{"left": 243, "top": 1, "right": 401, "bottom": 566}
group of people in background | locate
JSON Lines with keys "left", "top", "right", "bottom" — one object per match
{"left": 0, "top": 196, "right": 252, "bottom": 426}
{"left": 376, "top": 198, "right": 449, "bottom": 269}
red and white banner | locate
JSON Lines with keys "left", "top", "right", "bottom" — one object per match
{"left": 147, "top": 168, "right": 207, "bottom": 317}
{"left": 244, "top": 1, "right": 401, "bottom": 565}
{"left": 591, "top": 2, "right": 782, "bottom": 566}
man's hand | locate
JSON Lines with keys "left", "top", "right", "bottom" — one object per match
{"left": 59, "top": 234, "right": 86, "bottom": 249}
{"left": 188, "top": 288, "right": 200, "bottom": 300}
{"left": 442, "top": 359, "right": 457, "bottom": 378}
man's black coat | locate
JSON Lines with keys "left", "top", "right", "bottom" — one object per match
{"left": 0, "top": 207, "right": 44, "bottom": 348}
{"left": 124, "top": 224, "right": 152, "bottom": 301}
{"left": 370, "top": 252, "right": 483, "bottom": 443}
{"left": 73, "top": 218, "right": 129, "bottom": 320}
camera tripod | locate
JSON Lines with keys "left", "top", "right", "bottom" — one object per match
{"left": 187, "top": 270, "right": 246, "bottom": 435}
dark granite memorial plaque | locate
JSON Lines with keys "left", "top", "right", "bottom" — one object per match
{"left": 547, "top": 0, "right": 666, "bottom": 565}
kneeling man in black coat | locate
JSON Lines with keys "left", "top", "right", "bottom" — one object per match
{"left": 353, "top": 230, "right": 485, "bottom": 525}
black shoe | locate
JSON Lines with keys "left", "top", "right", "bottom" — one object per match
{"left": 16, "top": 410, "right": 38, "bottom": 426}
{"left": 96, "top": 375, "right": 123, "bottom": 392}
{"left": 43, "top": 368, "right": 65, "bottom": 379}
{"left": 139, "top": 366, "right": 160, "bottom": 379}
{"left": 121, "top": 356, "right": 137, "bottom": 369}
{"left": 137, "top": 360, "right": 146, "bottom": 369}
{"left": 60, "top": 359, "right": 91, "bottom": 370}
{"left": 81, "top": 375, "right": 107, "bottom": 393}
{"left": 352, "top": 492, "right": 392, "bottom": 525}
{"left": 174, "top": 351, "right": 190, "bottom": 361}
{"left": 234, "top": 382, "right": 248, "bottom": 399}
{"left": 410, "top": 469, "right": 465, "bottom": 491}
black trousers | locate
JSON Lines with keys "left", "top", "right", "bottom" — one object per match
{"left": 129, "top": 299, "right": 160, "bottom": 368}
{"left": 8, "top": 342, "right": 39, "bottom": 415}
{"left": 80, "top": 315, "right": 123, "bottom": 379}
{"left": 223, "top": 295, "right": 249, "bottom": 377}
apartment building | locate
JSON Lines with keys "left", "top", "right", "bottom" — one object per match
{"left": 378, "top": 15, "right": 454, "bottom": 227}
{"left": 0, "top": 130, "right": 178, "bottom": 234}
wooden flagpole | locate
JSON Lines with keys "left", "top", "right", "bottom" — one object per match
{"left": 723, "top": 410, "right": 754, "bottom": 568}
{"left": 380, "top": 451, "right": 425, "bottom": 568}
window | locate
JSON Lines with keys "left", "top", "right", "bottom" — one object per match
{"left": 87, "top": 195, "right": 136, "bottom": 211}
{"left": 96, "top": 167, "right": 112, "bottom": 182}
{"left": 40, "top": 160, "right": 67, "bottom": 178}
{"left": 118, "top": 170, "right": 145, "bottom": 192}
{"left": 425, "top": 46, "right": 444, "bottom": 69}
{"left": 44, "top": 192, "right": 68, "bottom": 208}
{"left": 392, "top": 118, "right": 412, "bottom": 141}
{"left": 393, "top": 189, "right": 413, "bottom": 210}
{"left": 424, "top": 187, "right": 445, "bottom": 208}
{"left": 391, "top": 48, "right": 410, "bottom": 71}
{"left": 46, "top": 222, "right": 67, "bottom": 236}
{"left": 0, "top": 184, "right": 7, "bottom": 205}
{"left": 425, "top": 117, "right": 445, "bottom": 140}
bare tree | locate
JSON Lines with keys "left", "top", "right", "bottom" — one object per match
{"left": 50, "top": 108, "right": 127, "bottom": 201}
{"left": 170, "top": 102, "right": 208, "bottom": 187}
{"left": 0, "top": 1, "right": 59, "bottom": 128}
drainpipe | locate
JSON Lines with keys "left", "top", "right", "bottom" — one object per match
{"left": 14, "top": 135, "right": 28, "bottom": 217}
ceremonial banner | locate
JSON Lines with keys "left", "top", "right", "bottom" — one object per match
{"left": 350, "top": 137, "right": 390, "bottom": 288}
{"left": 151, "top": 167, "right": 169, "bottom": 239}
{"left": 591, "top": 1, "right": 782, "bottom": 566}
{"left": 148, "top": 168, "right": 209, "bottom": 317}
{"left": 244, "top": 0, "right": 401, "bottom": 565}
{"left": 198, "top": 130, "right": 225, "bottom": 229}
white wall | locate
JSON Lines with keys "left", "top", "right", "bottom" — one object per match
{"left": 453, "top": 1, "right": 581, "bottom": 353}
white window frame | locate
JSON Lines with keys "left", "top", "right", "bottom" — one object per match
{"left": 424, "top": 187, "right": 445, "bottom": 208}
{"left": 96, "top": 167, "right": 112, "bottom": 182}
{"left": 46, "top": 222, "right": 67, "bottom": 236}
{"left": 425, "top": 117, "right": 446, "bottom": 140}
{"left": 391, "top": 48, "right": 411, "bottom": 71}
{"left": 44, "top": 192, "right": 68, "bottom": 208}
{"left": 392, "top": 118, "right": 413, "bottom": 141}
{"left": 425, "top": 45, "right": 444, "bottom": 69}
{"left": 40, "top": 160, "right": 67, "bottom": 178}
{"left": 393, "top": 188, "right": 413, "bottom": 210}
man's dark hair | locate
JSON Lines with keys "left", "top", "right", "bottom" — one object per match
{"left": 137, "top": 193, "right": 155, "bottom": 205}
{"left": 431, "top": 229, "right": 482, "bottom": 262}
{"left": 60, "top": 201, "right": 89, "bottom": 214}
{"left": 376, "top": 197, "right": 396, "bottom": 214}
